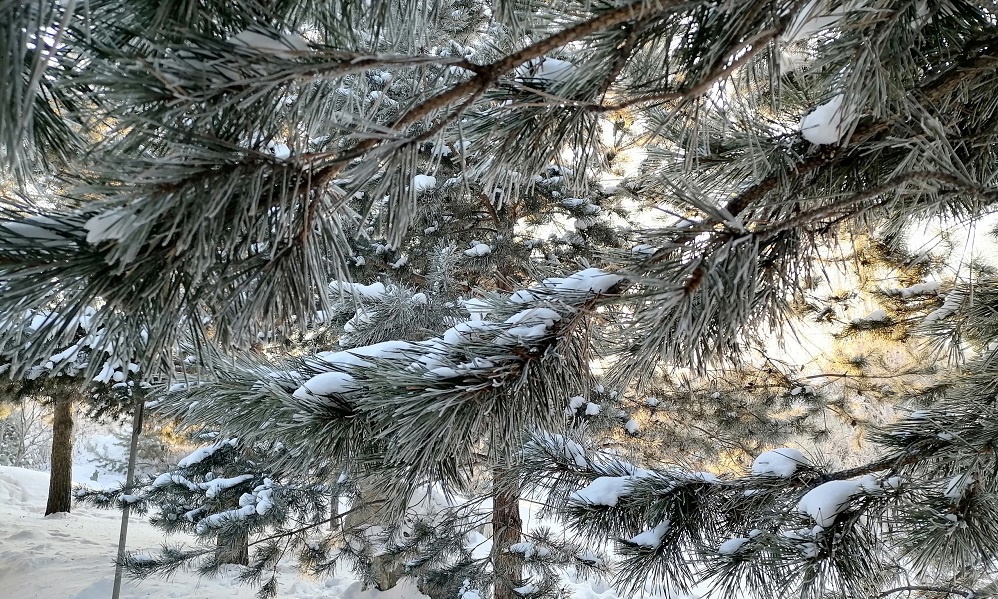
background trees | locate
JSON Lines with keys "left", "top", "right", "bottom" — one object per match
{"left": 4, "top": 0, "right": 998, "bottom": 598}
{"left": 0, "top": 308, "right": 137, "bottom": 514}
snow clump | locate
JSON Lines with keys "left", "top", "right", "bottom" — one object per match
{"left": 570, "top": 472, "right": 652, "bottom": 507}
{"left": 796, "top": 475, "right": 880, "bottom": 527}
{"left": 266, "top": 142, "right": 291, "bottom": 160}
{"left": 498, "top": 307, "right": 561, "bottom": 344}
{"left": 464, "top": 243, "right": 492, "bottom": 257}
{"left": 413, "top": 175, "right": 437, "bottom": 192}
{"left": 631, "top": 244, "right": 657, "bottom": 256}
{"left": 177, "top": 438, "right": 239, "bottom": 468}
{"left": 293, "top": 372, "right": 359, "bottom": 399}
{"left": 390, "top": 255, "right": 408, "bottom": 269}
{"left": 800, "top": 94, "right": 846, "bottom": 145}
{"left": 924, "top": 291, "right": 964, "bottom": 324}
{"left": 752, "top": 448, "right": 809, "bottom": 478}
{"left": 84, "top": 208, "right": 135, "bottom": 245}
{"left": 329, "top": 280, "right": 388, "bottom": 300}
{"left": 532, "top": 432, "right": 587, "bottom": 468}
{"left": 508, "top": 542, "right": 550, "bottom": 559}
{"left": 718, "top": 537, "right": 750, "bottom": 556}
{"left": 888, "top": 281, "right": 940, "bottom": 297}
{"left": 629, "top": 520, "right": 670, "bottom": 548}
{"left": 554, "top": 268, "right": 621, "bottom": 294}
{"left": 311, "top": 340, "right": 416, "bottom": 369}
{"left": 944, "top": 472, "right": 975, "bottom": 503}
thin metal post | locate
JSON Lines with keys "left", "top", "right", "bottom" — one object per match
{"left": 111, "top": 394, "right": 145, "bottom": 599}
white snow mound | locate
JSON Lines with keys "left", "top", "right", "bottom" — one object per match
{"left": 294, "top": 372, "right": 359, "bottom": 399}
{"left": 554, "top": 268, "right": 621, "bottom": 294}
{"left": 800, "top": 94, "right": 845, "bottom": 145}
{"left": 629, "top": 520, "right": 670, "bottom": 548}
{"left": 752, "top": 448, "right": 808, "bottom": 478}
{"left": 464, "top": 243, "right": 492, "bottom": 257}
{"left": 796, "top": 475, "right": 880, "bottom": 527}
{"left": 570, "top": 472, "right": 652, "bottom": 507}
{"left": 718, "top": 537, "right": 750, "bottom": 556}
{"left": 413, "top": 175, "right": 437, "bottom": 192}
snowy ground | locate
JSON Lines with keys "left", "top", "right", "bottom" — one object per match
{"left": 0, "top": 439, "right": 696, "bottom": 599}
{"left": 0, "top": 465, "right": 414, "bottom": 599}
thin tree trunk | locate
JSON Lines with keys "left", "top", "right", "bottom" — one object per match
{"left": 45, "top": 393, "right": 74, "bottom": 515}
{"left": 491, "top": 469, "right": 523, "bottom": 599}
{"left": 215, "top": 529, "right": 249, "bottom": 565}
{"left": 214, "top": 474, "right": 249, "bottom": 565}
{"left": 329, "top": 472, "right": 340, "bottom": 532}
{"left": 112, "top": 395, "right": 145, "bottom": 599}
{"left": 330, "top": 491, "right": 340, "bottom": 532}
{"left": 343, "top": 478, "right": 403, "bottom": 590}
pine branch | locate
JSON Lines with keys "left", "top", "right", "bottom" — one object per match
{"left": 309, "top": 0, "right": 694, "bottom": 184}
{"left": 590, "top": 18, "right": 788, "bottom": 113}
{"left": 721, "top": 35, "right": 998, "bottom": 222}
{"left": 874, "top": 585, "right": 977, "bottom": 598}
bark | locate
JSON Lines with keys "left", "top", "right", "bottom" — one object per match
{"left": 213, "top": 441, "right": 254, "bottom": 565}
{"left": 490, "top": 470, "right": 523, "bottom": 599}
{"left": 344, "top": 478, "right": 404, "bottom": 590}
{"left": 214, "top": 473, "right": 250, "bottom": 565}
{"left": 330, "top": 493, "right": 343, "bottom": 532}
{"left": 45, "top": 392, "right": 74, "bottom": 515}
{"left": 369, "top": 552, "right": 405, "bottom": 591}
{"left": 215, "top": 529, "right": 249, "bottom": 565}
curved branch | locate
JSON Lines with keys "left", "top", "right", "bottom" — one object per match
{"left": 874, "top": 585, "right": 976, "bottom": 599}
{"left": 306, "top": 0, "right": 691, "bottom": 185}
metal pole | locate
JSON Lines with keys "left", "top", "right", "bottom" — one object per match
{"left": 111, "top": 393, "right": 145, "bottom": 599}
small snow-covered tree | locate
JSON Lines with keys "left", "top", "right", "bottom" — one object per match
{"left": 76, "top": 435, "right": 335, "bottom": 592}
{"left": 155, "top": 267, "right": 622, "bottom": 598}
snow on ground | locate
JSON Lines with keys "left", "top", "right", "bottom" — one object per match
{"left": 0, "top": 465, "right": 429, "bottom": 599}
{"left": 0, "top": 454, "right": 704, "bottom": 598}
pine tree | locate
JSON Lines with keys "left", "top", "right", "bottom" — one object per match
{"left": 137, "top": 174, "right": 626, "bottom": 595}
{"left": 0, "top": 307, "right": 138, "bottom": 514}
{"left": 76, "top": 435, "right": 334, "bottom": 590}
{"left": 5, "top": 1, "right": 998, "bottom": 598}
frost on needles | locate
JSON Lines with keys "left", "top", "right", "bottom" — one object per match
{"left": 5, "top": 1, "right": 998, "bottom": 599}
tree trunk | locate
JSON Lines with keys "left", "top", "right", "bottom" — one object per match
{"left": 45, "top": 393, "right": 74, "bottom": 515}
{"left": 491, "top": 470, "right": 523, "bottom": 599}
{"left": 215, "top": 481, "right": 249, "bottom": 565}
{"left": 329, "top": 474, "right": 340, "bottom": 532}
{"left": 215, "top": 529, "right": 249, "bottom": 565}
{"left": 369, "top": 552, "right": 405, "bottom": 591}
{"left": 113, "top": 395, "right": 145, "bottom": 599}
{"left": 344, "top": 478, "right": 404, "bottom": 590}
